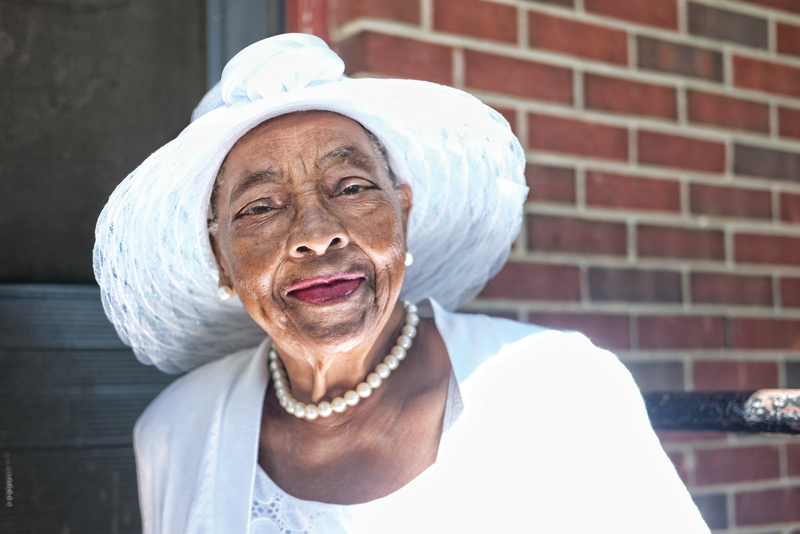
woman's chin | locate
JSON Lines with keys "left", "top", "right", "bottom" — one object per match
{"left": 280, "top": 282, "right": 381, "bottom": 344}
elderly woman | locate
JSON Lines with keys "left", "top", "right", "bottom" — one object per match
{"left": 94, "top": 35, "right": 709, "bottom": 533}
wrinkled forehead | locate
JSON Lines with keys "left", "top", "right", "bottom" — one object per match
{"left": 207, "top": 110, "right": 395, "bottom": 220}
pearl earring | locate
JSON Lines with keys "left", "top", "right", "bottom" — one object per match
{"left": 405, "top": 251, "right": 414, "bottom": 266}
{"left": 218, "top": 285, "right": 235, "bottom": 301}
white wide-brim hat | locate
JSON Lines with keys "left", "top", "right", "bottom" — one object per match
{"left": 94, "top": 34, "right": 528, "bottom": 374}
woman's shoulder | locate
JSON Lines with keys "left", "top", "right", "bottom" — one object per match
{"left": 434, "top": 302, "right": 622, "bottom": 383}
{"left": 135, "top": 343, "right": 264, "bottom": 439}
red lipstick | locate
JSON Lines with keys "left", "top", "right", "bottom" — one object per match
{"left": 287, "top": 273, "right": 364, "bottom": 303}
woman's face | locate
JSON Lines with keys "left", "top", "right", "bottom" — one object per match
{"left": 210, "top": 111, "right": 412, "bottom": 355}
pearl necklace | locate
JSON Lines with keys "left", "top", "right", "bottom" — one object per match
{"left": 269, "top": 301, "right": 420, "bottom": 421}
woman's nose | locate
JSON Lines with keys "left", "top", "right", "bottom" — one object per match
{"left": 287, "top": 201, "right": 349, "bottom": 258}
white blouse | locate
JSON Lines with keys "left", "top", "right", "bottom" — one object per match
{"left": 249, "top": 371, "right": 464, "bottom": 533}
{"left": 135, "top": 299, "right": 710, "bottom": 533}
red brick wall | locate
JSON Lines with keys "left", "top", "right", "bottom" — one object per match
{"left": 296, "top": 0, "right": 800, "bottom": 529}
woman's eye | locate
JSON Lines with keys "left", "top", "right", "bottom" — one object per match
{"left": 342, "top": 184, "right": 365, "bottom": 195}
{"left": 239, "top": 204, "right": 272, "bottom": 216}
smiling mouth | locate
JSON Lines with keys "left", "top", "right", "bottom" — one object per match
{"left": 287, "top": 273, "right": 365, "bottom": 304}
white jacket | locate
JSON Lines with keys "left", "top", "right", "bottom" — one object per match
{"left": 135, "top": 299, "right": 710, "bottom": 533}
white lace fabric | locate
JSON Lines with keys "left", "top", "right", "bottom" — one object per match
{"left": 250, "top": 470, "right": 353, "bottom": 534}
{"left": 249, "top": 371, "right": 463, "bottom": 533}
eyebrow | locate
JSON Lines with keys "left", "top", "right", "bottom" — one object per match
{"left": 228, "top": 145, "right": 380, "bottom": 206}
{"left": 230, "top": 169, "right": 283, "bottom": 206}
{"left": 316, "top": 145, "right": 379, "bottom": 175}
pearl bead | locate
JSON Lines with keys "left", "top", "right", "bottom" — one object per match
{"left": 392, "top": 346, "right": 406, "bottom": 360}
{"left": 318, "top": 402, "right": 333, "bottom": 418}
{"left": 304, "top": 404, "right": 319, "bottom": 420}
{"left": 331, "top": 397, "right": 347, "bottom": 413}
{"left": 294, "top": 402, "right": 306, "bottom": 418}
{"left": 356, "top": 382, "right": 372, "bottom": 398}
{"left": 285, "top": 401, "right": 296, "bottom": 414}
{"left": 344, "top": 391, "right": 360, "bottom": 406}
{"left": 273, "top": 368, "right": 286, "bottom": 380}
{"left": 401, "top": 325, "right": 417, "bottom": 338}
{"left": 406, "top": 303, "right": 418, "bottom": 314}
{"left": 375, "top": 363, "right": 391, "bottom": 378}
{"left": 269, "top": 360, "right": 281, "bottom": 373}
{"left": 366, "top": 373, "right": 382, "bottom": 389}
{"left": 397, "top": 335, "right": 412, "bottom": 349}
{"left": 273, "top": 378, "right": 286, "bottom": 391}
{"left": 384, "top": 355, "right": 399, "bottom": 370}
{"left": 406, "top": 313, "right": 419, "bottom": 326}
{"left": 268, "top": 350, "right": 278, "bottom": 361}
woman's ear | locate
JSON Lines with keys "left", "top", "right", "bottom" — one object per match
{"left": 396, "top": 183, "right": 413, "bottom": 235}
{"left": 209, "top": 231, "right": 234, "bottom": 290}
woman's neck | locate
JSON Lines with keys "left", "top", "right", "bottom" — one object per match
{"left": 272, "top": 300, "right": 406, "bottom": 404}
{"left": 259, "top": 314, "right": 453, "bottom": 504}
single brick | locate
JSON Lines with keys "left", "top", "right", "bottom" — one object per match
{"left": 688, "top": 2, "right": 768, "bottom": 49}
{"left": 783, "top": 278, "right": 800, "bottom": 307}
{"left": 779, "top": 107, "right": 800, "bottom": 139}
{"left": 434, "top": 0, "right": 517, "bottom": 43}
{"left": 639, "top": 131, "right": 725, "bottom": 173}
{"left": 588, "top": 268, "right": 682, "bottom": 302}
{"left": 638, "top": 225, "right": 725, "bottom": 260}
{"left": 585, "top": 74, "right": 676, "bottom": 120}
{"left": 736, "top": 487, "right": 800, "bottom": 526}
{"left": 694, "top": 360, "right": 779, "bottom": 390}
{"left": 528, "top": 312, "right": 630, "bottom": 349}
{"left": 339, "top": 32, "right": 453, "bottom": 85}
{"left": 695, "top": 446, "right": 780, "bottom": 485}
{"left": 334, "top": 0, "right": 420, "bottom": 24}
{"left": 638, "top": 316, "right": 727, "bottom": 349}
{"left": 638, "top": 36, "right": 723, "bottom": 81}
{"left": 734, "top": 55, "right": 800, "bottom": 98}
{"left": 781, "top": 192, "right": 800, "bottom": 223}
{"left": 736, "top": 234, "right": 800, "bottom": 266}
{"left": 687, "top": 90, "right": 769, "bottom": 133}
{"left": 527, "top": 214, "right": 627, "bottom": 255}
{"left": 691, "top": 272, "right": 773, "bottom": 306}
{"left": 788, "top": 443, "right": 800, "bottom": 475}
{"left": 692, "top": 494, "right": 728, "bottom": 530}
{"left": 735, "top": 143, "right": 800, "bottom": 181}
{"left": 493, "top": 106, "right": 517, "bottom": 134}
{"left": 529, "top": 113, "right": 628, "bottom": 160}
{"left": 665, "top": 451, "right": 688, "bottom": 484}
{"left": 690, "top": 183, "right": 772, "bottom": 219}
{"left": 778, "top": 22, "right": 800, "bottom": 57}
{"left": 479, "top": 261, "right": 580, "bottom": 301}
{"left": 529, "top": 12, "right": 627, "bottom": 65}
{"left": 464, "top": 50, "right": 572, "bottom": 103}
{"left": 786, "top": 361, "right": 800, "bottom": 388}
{"left": 739, "top": 0, "right": 800, "bottom": 16}
{"left": 586, "top": 171, "right": 680, "bottom": 212}
{"left": 624, "top": 361, "right": 684, "bottom": 392}
{"left": 730, "top": 317, "right": 800, "bottom": 349}
{"left": 525, "top": 164, "right": 575, "bottom": 203}
{"left": 287, "top": 0, "right": 329, "bottom": 39}
{"left": 584, "top": 0, "right": 678, "bottom": 29}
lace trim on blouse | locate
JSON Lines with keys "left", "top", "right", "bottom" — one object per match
{"left": 249, "top": 369, "right": 463, "bottom": 533}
